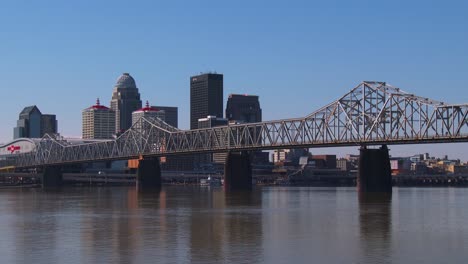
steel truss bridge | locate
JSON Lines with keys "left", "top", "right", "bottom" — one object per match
{"left": 5, "top": 81, "right": 468, "bottom": 168}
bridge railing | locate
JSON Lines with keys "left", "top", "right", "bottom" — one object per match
{"left": 6, "top": 81, "right": 468, "bottom": 168}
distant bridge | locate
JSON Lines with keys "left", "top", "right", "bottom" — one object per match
{"left": 3, "top": 81, "right": 468, "bottom": 169}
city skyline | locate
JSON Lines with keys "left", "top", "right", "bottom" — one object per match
{"left": 0, "top": 0, "right": 467, "bottom": 159}
{"left": 3, "top": 72, "right": 468, "bottom": 162}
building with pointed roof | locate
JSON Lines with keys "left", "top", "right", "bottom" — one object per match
{"left": 14, "top": 105, "right": 57, "bottom": 139}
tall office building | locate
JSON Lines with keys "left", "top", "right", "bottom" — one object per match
{"left": 14, "top": 106, "right": 41, "bottom": 139}
{"left": 82, "top": 99, "right": 116, "bottom": 139}
{"left": 190, "top": 73, "right": 223, "bottom": 129}
{"left": 226, "top": 94, "right": 262, "bottom": 123}
{"left": 41, "top": 114, "right": 58, "bottom": 136}
{"left": 132, "top": 101, "right": 165, "bottom": 125}
{"left": 198, "top": 115, "right": 228, "bottom": 164}
{"left": 198, "top": 115, "right": 228, "bottom": 128}
{"left": 226, "top": 94, "right": 267, "bottom": 164}
{"left": 110, "top": 73, "right": 142, "bottom": 133}
{"left": 152, "top": 106, "right": 178, "bottom": 128}
{"left": 14, "top": 105, "right": 58, "bottom": 139}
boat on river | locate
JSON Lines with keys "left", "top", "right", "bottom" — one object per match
{"left": 200, "top": 176, "right": 223, "bottom": 187}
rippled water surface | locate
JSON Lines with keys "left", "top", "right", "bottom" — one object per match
{"left": 0, "top": 186, "right": 467, "bottom": 263}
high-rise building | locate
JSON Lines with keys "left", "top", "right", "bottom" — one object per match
{"left": 41, "top": 114, "right": 58, "bottom": 136}
{"left": 82, "top": 99, "right": 116, "bottom": 139}
{"left": 225, "top": 94, "right": 262, "bottom": 123}
{"left": 14, "top": 105, "right": 58, "bottom": 139}
{"left": 190, "top": 73, "right": 223, "bottom": 130}
{"left": 151, "top": 106, "right": 186, "bottom": 171}
{"left": 198, "top": 116, "right": 228, "bottom": 164}
{"left": 129, "top": 104, "right": 190, "bottom": 171}
{"left": 132, "top": 101, "right": 166, "bottom": 125}
{"left": 198, "top": 115, "right": 228, "bottom": 129}
{"left": 152, "top": 106, "right": 178, "bottom": 128}
{"left": 14, "top": 106, "right": 41, "bottom": 139}
{"left": 225, "top": 94, "right": 264, "bottom": 165}
{"left": 110, "top": 73, "right": 142, "bottom": 133}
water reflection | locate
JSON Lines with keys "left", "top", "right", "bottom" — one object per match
{"left": 223, "top": 191, "right": 263, "bottom": 264}
{"left": 4, "top": 186, "right": 468, "bottom": 263}
{"left": 79, "top": 188, "right": 140, "bottom": 263}
{"left": 189, "top": 189, "right": 263, "bottom": 264}
{"left": 8, "top": 187, "right": 263, "bottom": 263}
{"left": 13, "top": 189, "right": 60, "bottom": 263}
{"left": 134, "top": 187, "right": 181, "bottom": 263}
{"left": 189, "top": 189, "right": 225, "bottom": 263}
{"left": 358, "top": 193, "right": 392, "bottom": 264}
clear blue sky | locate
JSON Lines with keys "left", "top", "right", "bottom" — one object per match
{"left": 1, "top": 0, "right": 467, "bottom": 159}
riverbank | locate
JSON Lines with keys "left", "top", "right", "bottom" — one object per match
{"left": 2, "top": 172, "right": 468, "bottom": 188}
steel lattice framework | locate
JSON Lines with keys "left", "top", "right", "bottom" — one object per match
{"left": 5, "top": 81, "right": 468, "bottom": 168}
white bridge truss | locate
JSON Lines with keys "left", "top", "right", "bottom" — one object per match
{"left": 5, "top": 81, "right": 468, "bottom": 168}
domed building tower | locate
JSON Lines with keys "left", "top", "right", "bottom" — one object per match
{"left": 110, "top": 73, "right": 142, "bottom": 133}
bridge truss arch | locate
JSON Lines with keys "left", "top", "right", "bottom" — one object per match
{"left": 5, "top": 81, "right": 468, "bottom": 168}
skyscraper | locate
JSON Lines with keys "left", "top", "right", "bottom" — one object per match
{"left": 14, "top": 106, "right": 41, "bottom": 139}
{"left": 190, "top": 73, "right": 223, "bottom": 129}
{"left": 225, "top": 94, "right": 266, "bottom": 164}
{"left": 132, "top": 101, "right": 165, "bottom": 125}
{"left": 82, "top": 99, "right": 116, "bottom": 139}
{"left": 14, "top": 105, "right": 58, "bottom": 139}
{"left": 152, "top": 106, "right": 178, "bottom": 128}
{"left": 198, "top": 115, "right": 228, "bottom": 164}
{"left": 198, "top": 115, "right": 228, "bottom": 129}
{"left": 110, "top": 73, "right": 142, "bottom": 133}
{"left": 225, "top": 94, "right": 262, "bottom": 123}
{"left": 41, "top": 114, "right": 58, "bottom": 136}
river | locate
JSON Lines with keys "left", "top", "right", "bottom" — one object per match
{"left": 0, "top": 186, "right": 466, "bottom": 263}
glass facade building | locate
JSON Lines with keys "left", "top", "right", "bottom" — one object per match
{"left": 190, "top": 73, "right": 223, "bottom": 130}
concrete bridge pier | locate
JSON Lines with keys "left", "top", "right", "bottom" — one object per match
{"left": 358, "top": 145, "right": 392, "bottom": 193}
{"left": 42, "top": 166, "right": 63, "bottom": 188}
{"left": 224, "top": 151, "right": 252, "bottom": 191}
{"left": 137, "top": 157, "right": 162, "bottom": 189}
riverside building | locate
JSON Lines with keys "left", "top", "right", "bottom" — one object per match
{"left": 225, "top": 94, "right": 262, "bottom": 123}
{"left": 190, "top": 73, "right": 223, "bottom": 129}
{"left": 82, "top": 99, "right": 116, "bottom": 139}
{"left": 131, "top": 101, "right": 165, "bottom": 125}
{"left": 110, "top": 73, "right": 142, "bottom": 133}
{"left": 152, "top": 106, "right": 178, "bottom": 128}
{"left": 13, "top": 105, "right": 57, "bottom": 139}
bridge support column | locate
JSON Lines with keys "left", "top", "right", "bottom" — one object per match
{"left": 224, "top": 151, "right": 252, "bottom": 191}
{"left": 42, "top": 166, "right": 63, "bottom": 188}
{"left": 137, "top": 157, "right": 162, "bottom": 189}
{"left": 358, "top": 145, "right": 392, "bottom": 193}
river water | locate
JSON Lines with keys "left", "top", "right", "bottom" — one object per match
{"left": 0, "top": 186, "right": 466, "bottom": 263}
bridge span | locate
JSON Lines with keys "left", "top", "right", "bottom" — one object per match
{"left": 2, "top": 81, "right": 468, "bottom": 192}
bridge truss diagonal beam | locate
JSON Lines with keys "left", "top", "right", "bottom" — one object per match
{"left": 4, "top": 81, "right": 468, "bottom": 168}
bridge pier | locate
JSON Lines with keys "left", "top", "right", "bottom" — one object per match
{"left": 137, "top": 157, "right": 162, "bottom": 189}
{"left": 224, "top": 151, "right": 252, "bottom": 191}
{"left": 358, "top": 145, "right": 392, "bottom": 193}
{"left": 42, "top": 166, "right": 63, "bottom": 188}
